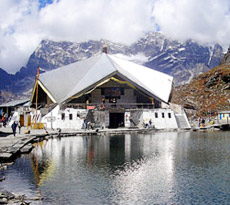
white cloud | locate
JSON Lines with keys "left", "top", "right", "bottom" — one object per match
{"left": 0, "top": 0, "right": 41, "bottom": 73}
{"left": 39, "top": 0, "right": 154, "bottom": 42}
{"left": 0, "top": 0, "right": 230, "bottom": 74}
{"left": 0, "top": 0, "right": 154, "bottom": 73}
{"left": 152, "top": 0, "right": 230, "bottom": 47}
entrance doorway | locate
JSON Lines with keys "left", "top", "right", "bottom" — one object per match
{"left": 109, "top": 113, "right": 124, "bottom": 128}
{"left": 20, "top": 115, "right": 24, "bottom": 126}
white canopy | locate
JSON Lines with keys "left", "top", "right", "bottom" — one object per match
{"left": 38, "top": 53, "right": 173, "bottom": 103}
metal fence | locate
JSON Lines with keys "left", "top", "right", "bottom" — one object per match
{"left": 66, "top": 103, "right": 155, "bottom": 110}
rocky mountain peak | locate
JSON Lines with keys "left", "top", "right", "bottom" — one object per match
{"left": 220, "top": 47, "right": 230, "bottom": 65}
{"left": 172, "top": 64, "right": 230, "bottom": 117}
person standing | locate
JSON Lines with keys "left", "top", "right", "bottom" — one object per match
{"left": 18, "top": 121, "right": 21, "bottom": 134}
{"left": 83, "top": 119, "right": 87, "bottom": 130}
{"left": 149, "top": 119, "right": 152, "bottom": 128}
{"left": 11, "top": 121, "right": 17, "bottom": 136}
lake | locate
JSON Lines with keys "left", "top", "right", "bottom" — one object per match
{"left": 1, "top": 131, "right": 230, "bottom": 204}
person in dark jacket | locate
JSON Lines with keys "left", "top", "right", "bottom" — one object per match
{"left": 11, "top": 121, "right": 17, "bottom": 136}
{"left": 18, "top": 121, "right": 21, "bottom": 134}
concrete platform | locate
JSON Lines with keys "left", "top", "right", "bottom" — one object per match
{"left": 0, "top": 126, "right": 49, "bottom": 161}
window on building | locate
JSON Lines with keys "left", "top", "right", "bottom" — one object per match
{"left": 121, "top": 88, "right": 124, "bottom": 95}
{"left": 69, "top": 114, "right": 73, "bottom": 120}
{"left": 101, "top": 87, "right": 124, "bottom": 98}
{"left": 162, "top": 113, "right": 165, "bottom": 118}
{"left": 155, "top": 112, "right": 158, "bottom": 118}
{"left": 168, "top": 113, "right": 171, "bottom": 118}
{"left": 61, "top": 113, "right": 65, "bottom": 120}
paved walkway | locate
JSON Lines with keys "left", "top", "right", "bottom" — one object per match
{"left": 0, "top": 126, "right": 57, "bottom": 160}
{"left": 0, "top": 125, "right": 59, "bottom": 137}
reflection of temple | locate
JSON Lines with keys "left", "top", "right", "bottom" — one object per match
{"left": 30, "top": 49, "right": 190, "bottom": 130}
{"left": 31, "top": 141, "right": 55, "bottom": 188}
{"left": 28, "top": 133, "right": 179, "bottom": 199}
{"left": 85, "top": 134, "right": 169, "bottom": 167}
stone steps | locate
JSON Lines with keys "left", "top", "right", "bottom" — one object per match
{"left": 175, "top": 114, "right": 191, "bottom": 129}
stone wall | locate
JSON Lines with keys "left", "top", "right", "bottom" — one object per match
{"left": 125, "top": 109, "right": 178, "bottom": 129}
{"left": 41, "top": 105, "right": 85, "bottom": 129}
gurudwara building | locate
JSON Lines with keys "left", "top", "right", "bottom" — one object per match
{"left": 30, "top": 51, "right": 190, "bottom": 130}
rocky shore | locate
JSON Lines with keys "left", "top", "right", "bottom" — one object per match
{"left": 0, "top": 190, "right": 42, "bottom": 204}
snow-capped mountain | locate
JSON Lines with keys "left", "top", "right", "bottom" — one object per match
{"left": 0, "top": 32, "right": 224, "bottom": 101}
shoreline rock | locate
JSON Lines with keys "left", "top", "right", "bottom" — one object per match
{"left": 0, "top": 191, "right": 43, "bottom": 204}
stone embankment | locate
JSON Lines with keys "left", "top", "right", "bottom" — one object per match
{"left": 0, "top": 132, "right": 48, "bottom": 162}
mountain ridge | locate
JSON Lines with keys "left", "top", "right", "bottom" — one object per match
{"left": 0, "top": 32, "right": 224, "bottom": 103}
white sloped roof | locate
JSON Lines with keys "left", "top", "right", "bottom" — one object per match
{"left": 109, "top": 55, "right": 173, "bottom": 103}
{"left": 38, "top": 53, "right": 173, "bottom": 103}
{"left": 0, "top": 99, "right": 30, "bottom": 107}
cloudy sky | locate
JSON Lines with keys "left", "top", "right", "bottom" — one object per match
{"left": 0, "top": 0, "right": 230, "bottom": 74}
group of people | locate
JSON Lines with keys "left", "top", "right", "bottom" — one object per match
{"left": 0, "top": 113, "right": 8, "bottom": 127}
{"left": 82, "top": 119, "right": 94, "bottom": 130}
{"left": 198, "top": 118, "right": 206, "bottom": 127}
{"left": 144, "top": 119, "right": 153, "bottom": 128}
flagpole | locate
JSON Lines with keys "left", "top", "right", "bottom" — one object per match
{"left": 35, "top": 66, "right": 39, "bottom": 128}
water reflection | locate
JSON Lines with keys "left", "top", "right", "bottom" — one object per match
{"left": 1, "top": 131, "right": 230, "bottom": 204}
{"left": 31, "top": 142, "right": 55, "bottom": 189}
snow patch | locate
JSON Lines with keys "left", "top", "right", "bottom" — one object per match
{"left": 113, "top": 53, "right": 148, "bottom": 65}
{"left": 208, "top": 46, "right": 214, "bottom": 66}
{"left": 178, "top": 48, "right": 185, "bottom": 52}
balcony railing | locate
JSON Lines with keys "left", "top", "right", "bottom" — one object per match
{"left": 65, "top": 103, "right": 156, "bottom": 110}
